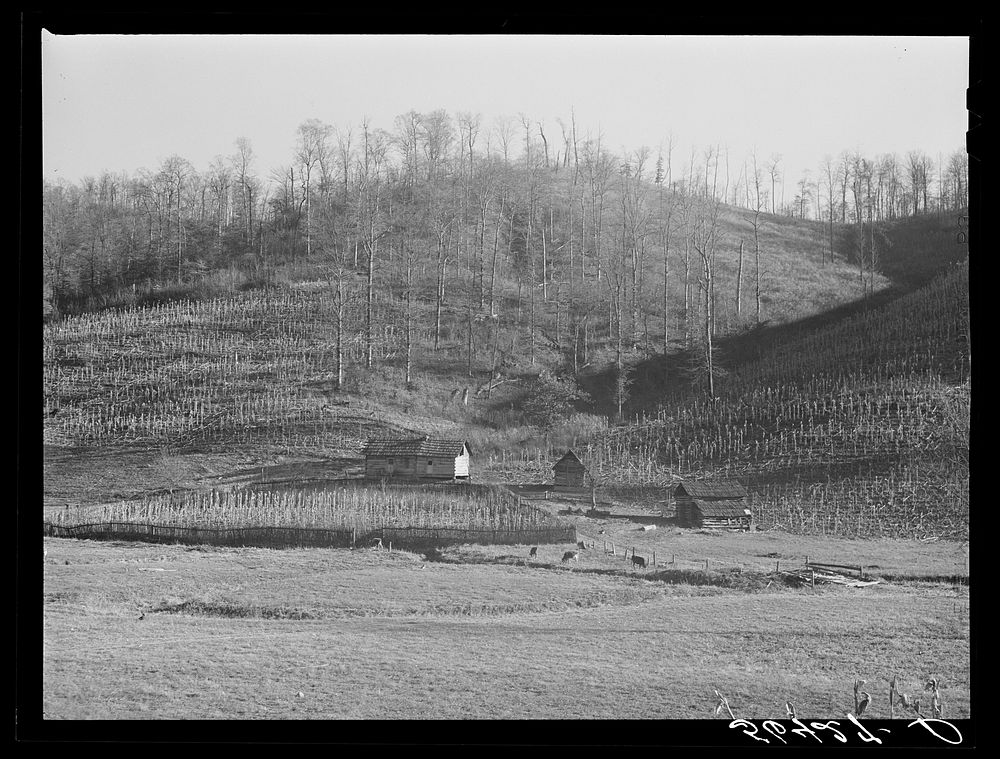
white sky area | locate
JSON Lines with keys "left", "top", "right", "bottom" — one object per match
{"left": 42, "top": 33, "right": 970, "bottom": 192}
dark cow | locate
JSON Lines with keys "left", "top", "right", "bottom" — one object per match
{"left": 528, "top": 546, "right": 538, "bottom": 558}
{"left": 562, "top": 550, "right": 580, "bottom": 563}
{"left": 631, "top": 554, "right": 647, "bottom": 569}
{"left": 577, "top": 541, "right": 588, "bottom": 550}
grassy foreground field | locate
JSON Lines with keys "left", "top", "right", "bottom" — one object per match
{"left": 42, "top": 535, "right": 970, "bottom": 721}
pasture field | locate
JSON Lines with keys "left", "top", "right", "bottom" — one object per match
{"left": 42, "top": 534, "right": 970, "bottom": 721}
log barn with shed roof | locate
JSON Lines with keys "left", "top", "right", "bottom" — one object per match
{"left": 361, "top": 436, "right": 472, "bottom": 480}
{"left": 553, "top": 450, "right": 590, "bottom": 490}
{"left": 671, "top": 480, "right": 752, "bottom": 530}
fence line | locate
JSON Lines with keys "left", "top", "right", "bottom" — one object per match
{"left": 42, "top": 520, "right": 576, "bottom": 550}
{"left": 594, "top": 539, "right": 827, "bottom": 574}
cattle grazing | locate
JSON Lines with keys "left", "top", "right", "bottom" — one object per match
{"left": 528, "top": 546, "right": 538, "bottom": 558}
{"left": 562, "top": 550, "right": 580, "bottom": 563}
{"left": 577, "top": 540, "right": 588, "bottom": 550}
{"left": 631, "top": 554, "right": 647, "bottom": 569}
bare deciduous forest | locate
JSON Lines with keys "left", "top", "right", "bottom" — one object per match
{"left": 39, "top": 102, "right": 972, "bottom": 727}
{"left": 42, "top": 111, "right": 970, "bottom": 538}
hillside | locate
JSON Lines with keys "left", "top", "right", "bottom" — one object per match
{"left": 42, "top": 195, "right": 883, "bottom": 453}
{"left": 42, "top": 198, "right": 970, "bottom": 540}
{"left": 582, "top": 258, "right": 970, "bottom": 538}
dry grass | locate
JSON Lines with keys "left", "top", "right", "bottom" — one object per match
{"left": 42, "top": 537, "right": 969, "bottom": 720}
{"left": 493, "top": 502, "right": 969, "bottom": 581}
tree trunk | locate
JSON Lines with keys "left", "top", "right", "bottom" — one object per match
{"left": 683, "top": 238, "right": 692, "bottom": 345}
{"left": 467, "top": 292, "right": 474, "bottom": 377}
{"left": 541, "top": 225, "right": 548, "bottom": 301}
{"left": 490, "top": 197, "right": 503, "bottom": 317}
{"left": 405, "top": 250, "right": 413, "bottom": 385}
{"left": 662, "top": 238, "right": 670, "bottom": 357}
{"left": 479, "top": 197, "right": 489, "bottom": 311}
{"left": 736, "top": 239, "right": 743, "bottom": 317}
{"left": 703, "top": 252, "right": 715, "bottom": 398}
{"left": 366, "top": 240, "right": 375, "bottom": 369}
{"left": 487, "top": 314, "right": 501, "bottom": 400}
{"left": 753, "top": 215, "right": 762, "bottom": 324}
{"left": 529, "top": 264, "right": 536, "bottom": 367}
{"left": 335, "top": 278, "right": 345, "bottom": 390}
{"left": 435, "top": 258, "right": 445, "bottom": 350}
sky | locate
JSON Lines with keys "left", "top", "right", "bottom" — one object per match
{"left": 41, "top": 34, "right": 970, "bottom": 193}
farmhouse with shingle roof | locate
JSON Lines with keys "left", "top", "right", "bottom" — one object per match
{"left": 361, "top": 436, "right": 471, "bottom": 480}
{"left": 670, "top": 480, "right": 752, "bottom": 530}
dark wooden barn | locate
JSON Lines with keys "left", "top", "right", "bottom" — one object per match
{"left": 671, "top": 480, "right": 752, "bottom": 530}
{"left": 361, "top": 436, "right": 472, "bottom": 481}
{"left": 553, "top": 450, "right": 590, "bottom": 490}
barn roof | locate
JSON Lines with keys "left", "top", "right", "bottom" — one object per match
{"left": 674, "top": 480, "right": 748, "bottom": 499}
{"left": 361, "top": 437, "right": 470, "bottom": 458}
{"left": 691, "top": 499, "right": 752, "bottom": 518}
{"left": 553, "top": 450, "right": 587, "bottom": 470}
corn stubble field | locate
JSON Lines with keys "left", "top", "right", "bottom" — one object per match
{"left": 41, "top": 253, "right": 970, "bottom": 721}
{"left": 49, "top": 481, "right": 555, "bottom": 533}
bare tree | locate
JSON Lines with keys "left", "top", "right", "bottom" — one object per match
{"left": 746, "top": 151, "right": 768, "bottom": 324}
{"left": 766, "top": 154, "right": 782, "bottom": 215}
{"left": 655, "top": 138, "right": 679, "bottom": 363}
{"left": 358, "top": 119, "right": 390, "bottom": 368}
{"left": 735, "top": 239, "right": 744, "bottom": 317}
{"left": 231, "top": 138, "right": 258, "bottom": 252}
{"left": 690, "top": 193, "right": 724, "bottom": 397}
{"left": 822, "top": 154, "right": 837, "bottom": 263}
{"left": 158, "top": 155, "right": 193, "bottom": 282}
{"left": 796, "top": 170, "right": 812, "bottom": 219}
{"left": 850, "top": 152, "right": 868, "bottom": 294}
{"left": 945, "top": 149, "right": 969, "bottom": 211}
{"left": 296, "top": 119, "right": 332, "bottom": 259}
{"left": 492, "top": 115, "right": 516, "bottom": 167}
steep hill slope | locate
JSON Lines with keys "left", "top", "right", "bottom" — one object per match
{"left": 42, "top": 198, "right": 970, "bottom": 539}
{"left": 579, "top": 258, "right": 969, "bottom": 539}
{"left": 42, "top": 198, "right": 882, "bottom": 453}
